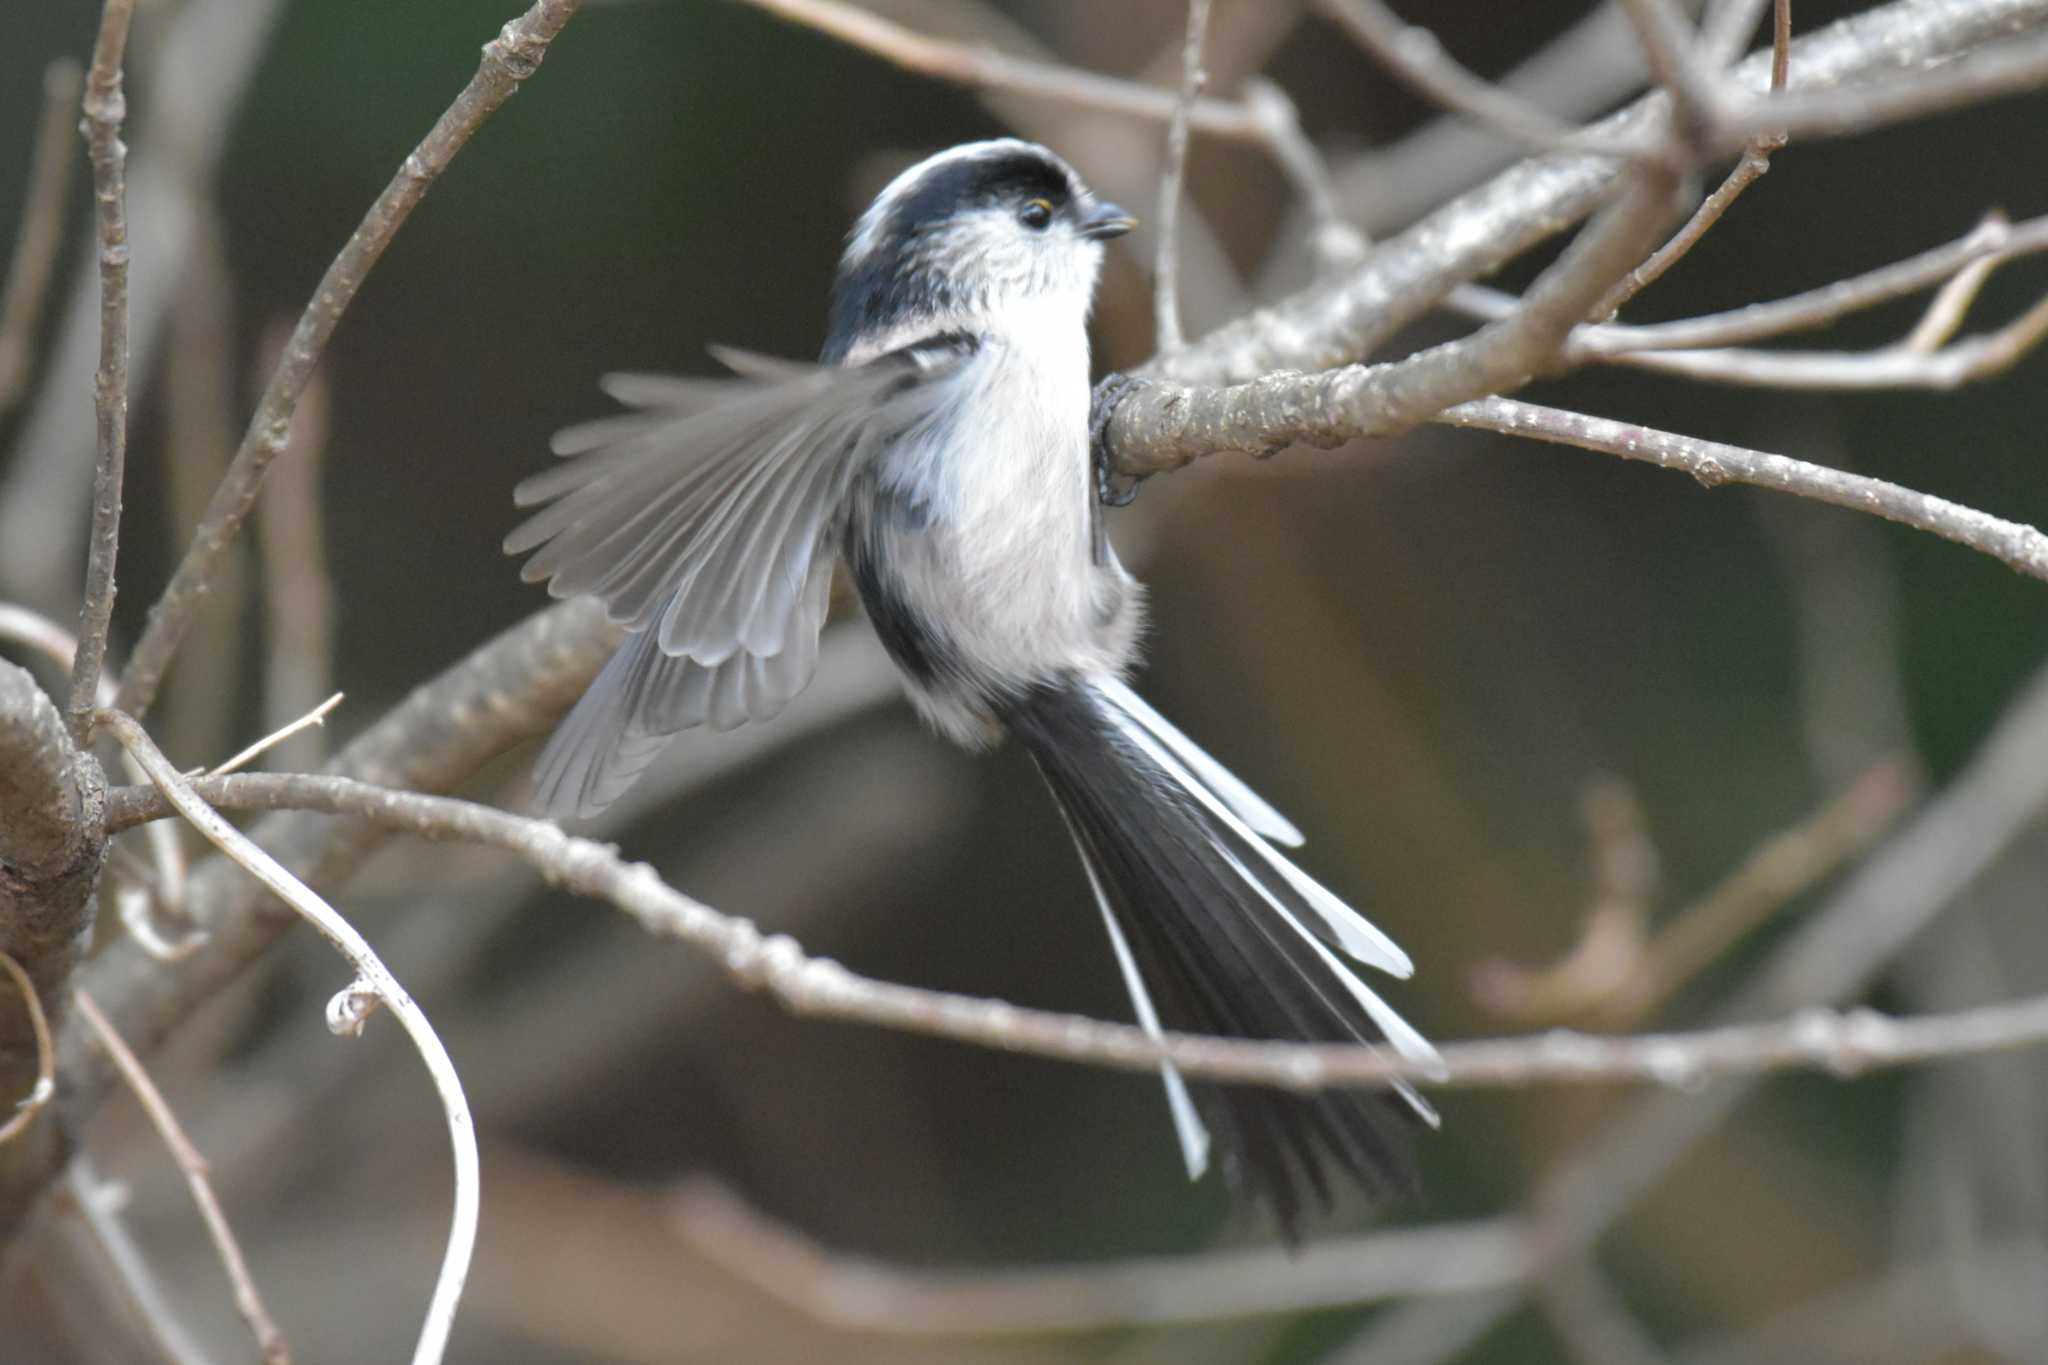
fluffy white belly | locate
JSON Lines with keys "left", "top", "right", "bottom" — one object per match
{"left": 860, "top": 338, "right": 1142, "bottom": 741}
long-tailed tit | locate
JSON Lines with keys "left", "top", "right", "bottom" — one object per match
{"left": 507, "top": 139, "right": 1439, "bottom": 1236}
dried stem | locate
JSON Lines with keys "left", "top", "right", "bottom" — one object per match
{"left": 100, "top": 713, "right": 477, "bottom": 1365}
{"left": 115, "top": 0, "right": 588, "bottom": 722}
{"left": 1152, "top": 0, "right": 1211, "bottom": 352}
{"left": 67, "top": 0, "right": 138, "bottom": 745}
{"left": 99, "top": 771, "right": 2048, "bottom": 1096}
{"left": 0, "top": 59, "right": 84, "bottom": 417}
{"left": 73, "top": 988, "right": 291, "bottom": 1365}
{"left": 0, "top": 950, "right": 54, "bottom": 1147}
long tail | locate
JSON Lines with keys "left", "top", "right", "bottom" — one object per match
{"left": 1003, "top": 673, "right": 1440, "bottom": 1238}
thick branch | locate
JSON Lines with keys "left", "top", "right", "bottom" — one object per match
{"left": 0, "top": 663, "right": 105, "bottom": 1110}
{"left": 115, "top": 0, "right": 586, "bottom": 720}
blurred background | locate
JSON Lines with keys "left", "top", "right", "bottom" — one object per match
{"left": 4, "top": 0, "right": 2048, "bottom": 1361}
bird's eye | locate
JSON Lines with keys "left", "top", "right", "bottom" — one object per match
{"left": 1019, "top": 198, "right": 1054, "bottom": 230}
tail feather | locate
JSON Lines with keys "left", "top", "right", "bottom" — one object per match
{"left": 1006, "top": 674, "right": 1437, "bottom": 1239}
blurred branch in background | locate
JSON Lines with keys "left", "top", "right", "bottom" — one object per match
{"left": 0, "top": 60, "right": 82, "bottom": 421}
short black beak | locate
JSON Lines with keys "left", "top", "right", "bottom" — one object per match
{"left": 1080, "top": 200, "right": 1137, "bottom": 241}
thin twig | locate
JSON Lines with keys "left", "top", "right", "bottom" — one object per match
{"left": 100, "top": 771, "right": 2048, "bottom": 1096}
{"left": 210, "top": 691, "right": 343, "bottom": 777}
{"left": 115, "top": 0, "right": 588, "bottom": 722}
{"left": 0, "top": 59, "right": 84, "bottom": 416}
{"left": 1598, "top": 0, "right": 1791, "bottom": 316}
{"left": 66, "top": 1157, "right": 217, "bottom": 1365}
{"left": 739, "top": 0, "right": 1266, "bottom": 142}
{"left": 0, "top": 949, "right": 55, "bottom": 1147}
{"left": 1439, "top": 397, "right": 2048, "bottom": 584}
{"left": 1477, "top": 758, "right": 1916, "bottom": 1029}
{"left": 1316, "top": 0, "right": 1615, "bottom": 154}
{"left": 1152, "top": 0, "right": 1211, "bottom": 352}
{"left": 669, "top": 1177, "right": 1535, "bottom": 1333}
{"left": 100, "top": 713, "right": 477, "bottom": 1365}
{"left": 1105, "top": 161, "right": 1683, "bottom": 473}
{"left": 74, "top": 988, "right": 291, "bottom": 1365}
{"left": 1154, "top": 0, "right": 2044, "bottom": 388}
{"left": 1561, "top": 211, "right": 2048, "bottom": 354}
{"left": 68, "top": 0, "right": 139, "bottom": 745}
{"left": 1593, "top": 292, "right": 2048, "bottom": 388}
{"left": 252, "top": 321, "right": 336, "bottom": 770}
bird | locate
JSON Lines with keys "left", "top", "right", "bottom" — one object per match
{"left": 505, "top": 138, "right": 1440, "bottom": 1237}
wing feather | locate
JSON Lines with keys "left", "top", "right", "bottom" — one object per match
{"left": 511, "top": 345, "right": 965, "bottom": 816}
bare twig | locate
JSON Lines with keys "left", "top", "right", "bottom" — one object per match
{"left": 669, "top": 1178, "right": 1535, "bottom": 1333}
{"left": 65, "top": 1157, "right": 217, "bottom": 1365}
{"left": 0, "top": 59, "right": 84, "bottom": 416}
{"left": 1317, "top": 0, "right": 1611, "bottom": 153}
{"left": 0, "top": 950, "right": 55, "bottom": 1147}
{"left": 1591, "top": 292, "right": 2048, "bottom": 388}
{"left": 100, "top": 713, "right": 477, "bottom": 1365}
{"left": 1563, "top": 210, "right": 2048, "bottom": 353}
{"left": 1482, "top": 758, "right": 1916, "bottom": 1030}
{"left": 1598, "top": 0, "right": 1791, "bottom": 315}
{"left": 74, "top": 988, "right": 291, "bottom": 1365}
{"left": 67, "top": 0, "right": 139, "bottom": 745}
{"left": 1104, "top": 161, "right": 1682, "bottom": 474}
{"left": 115, "top": 0, "right": 588, "bottom": 721}
{"left": 100, "top": 770, "right": 2048, "bottom": 1096}
{"left": 1440, "top": 397, "right": 2048, "bottom": 584}
{"left": 210, "top": 692, "right": 344, "bottom": 777}
{"left": 252, "top": 323, "right": 337, "bottom": 770}
{"left": 1152, "top": 0, "right": 1211, "bottom": 352}
{"left": 739, "top": 0, "right": 1267, "bottom": 143}
{"left": 1154, "top": 0, "right": 2048, "bottom": 387}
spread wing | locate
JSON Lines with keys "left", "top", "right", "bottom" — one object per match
{"left": 507, "top": 340, "right": 971, "bottom": 816}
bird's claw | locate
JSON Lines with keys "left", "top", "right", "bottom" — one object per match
{"left": 1090, "top": 373, "right": 1149, "bottom": 508}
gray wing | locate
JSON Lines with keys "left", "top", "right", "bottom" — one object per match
{"left": 507, "top": 346, "right": 964, "bottom": 817}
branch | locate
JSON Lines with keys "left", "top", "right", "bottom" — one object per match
{"left": 73, "top": 989, "right": 290, "bottom": 1365}
{"left": 1148, "top": 0, "right": 2048, "bottom": 387}
{"left": 1317, "top": 0, "right": 1594, "bottom": 153}
{"left": 67, "top": 0, "right": 138, "bottom": 745}
{"left": 99, "top": 771, "right": 2048, "bottom": 1096}
{"left": 100, "top": 712, "right": 475, "bottom": 1365}
{"left": 738, "top": 0, "right": 1270, "bottom": 143}
{"left": 668, "top": 1178, "right": 1534, "bottom": 1333}
{"left": 1104, "top": 161, "right": 1683, "bottom": 476}
{"left": 115, "top": 0, "right": 588, "bottom": 721}
{"left": 1597, "top": 0, "right": 1791, "bottom": 316}
{"left": 0, "top": 660, "right": 105, "bottom": 1098}
{"left": 1151, "top": 0, "right": 1210, "bottom": 352}
{"left": 1438, "top": 398, "right": 2048, "bottom": 586}
{"left": 0, "top": 59, "right": 83, "bottom": 417}
{"left": 7, "top": 598, "right": 616, "bottom": 1233}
